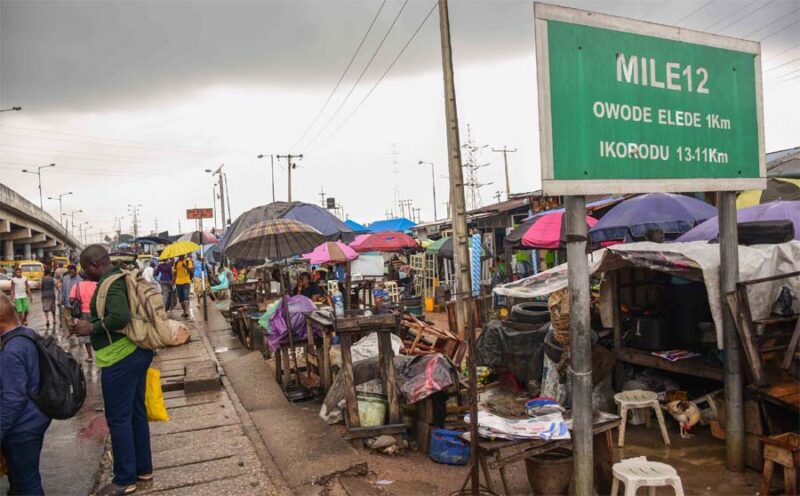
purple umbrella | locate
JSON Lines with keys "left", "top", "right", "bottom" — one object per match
{"left": 677, "top": 201, "right": 800, "bottom": 242}
{"left": 589, "top": 193, "right": 716, "bottom": 242}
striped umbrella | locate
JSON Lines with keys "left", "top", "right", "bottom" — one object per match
{"left": 224, "top": 219, "right": 326, "bottom": 261}
{"left": 737, "top": 177, "right": 800, "bottom": 208}
{"left": 178, "top": 230, "right": 219, "bottom": 244}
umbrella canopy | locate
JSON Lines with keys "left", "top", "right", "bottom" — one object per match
{"left": 589, "top": 193, "right": 716, "bottom": 243}
{"left": 429, "top": 236, "right": 491, "bottom": 259}
{"left": 179, "top": 231, "right": 219, "bottom": 244}
{"left": 737, "top": 177, "right": 800, "bottom": 208}
{"left": 133, "top": 235, "right": 171, "bottom": 245}
{"left": 302, "top": 241, "right": 358, "bottom": 265}
{"left": 225, "top": 219, "right": 327, "bottom": 261}
{"left": 344, "top": 219, "right": 370, "bottom": 233}
{"left": 349, "top": 234, "right": 372, "bottom": 250}
{"left": 368, "top": 217, "right": 416, "bottom": 233}
{"left": 160, "top": 240, "right": 201, "bottom": 260}
{"left": 353, "top": 231, "right": 418, "bottom": 253}
{"left": 425, "top": 237, "right": 449, "bottom": 255}
{"left": 218, "top": 201, "right": 355, "bottom": 254}
{"left": 677, "top": 201, "right": 800, "bottom": 242}
{"left": 505, "top": 212, "right": 598, "bottom": 249}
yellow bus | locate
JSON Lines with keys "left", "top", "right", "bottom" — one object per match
{"left": 17, "top": 260, "right": 45, "bottom": 289}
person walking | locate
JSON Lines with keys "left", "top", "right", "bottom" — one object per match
{"left": 69, "top": 278, "right": 97, "bottom": 363}
{"left": 60, "top": 265, "right": 82, "bottom": 335}
{"left": 10, "top": 267, "right": 32, "bottom": 326}
{"left": 173, "top": 255, "right": 193, "bottom": 319}
{"left": 154, "top": 259, "right": 175, "bottom": 312}
{"left": 40, "top": 268, "right": 57, "bottom": 333}
{"left": 141, "top": 261, "right": 159, "bottom": 290}
{"left": 71, "top": 245, "right": 152, "bottom": 496}
{"left": 0, "top": 293, "right": 51, "bottom": 496}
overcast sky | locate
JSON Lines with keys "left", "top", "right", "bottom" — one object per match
{"left": 1, "top": 0, "right": 798, "bottom": 242}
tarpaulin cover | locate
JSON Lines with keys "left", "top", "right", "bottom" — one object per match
{"left": 267, "top": 295, "right": 320, "bottom": 352}
{"left": 476, "top": 320, "right": 546, "bottom": 385}
{"left": 494, "top": 241, "right": 800, "bottom": 348}
{"left": 367, "top": 217, "right": 417, "bottom": 233}
{"left": 344, "top": 219, "right": 370, "bottom": 233}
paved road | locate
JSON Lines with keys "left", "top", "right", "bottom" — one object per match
{"left": 0, "top": 292, "right": 107, "bottom": 496}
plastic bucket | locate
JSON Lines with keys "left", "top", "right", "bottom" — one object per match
{"left": 356, "top": 393, "right": 387, "bottom": 427}
{"left": 429, "top": 428, "right": 470, "bottom": 465}
{"left": 524, "top": 447, "right": 573, "bottom": 495}
{"left": 424, "top": 297, "right": 434, "bottom": 312}
{"left": 406, "top": 305, "right": 423, "bottom": 316}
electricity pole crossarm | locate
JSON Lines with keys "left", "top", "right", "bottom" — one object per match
{"left": 276, "top": 154, "right": 303, "bottom": 202}
{"left": 492, "top": 146, "right": 517, "bottom": 198}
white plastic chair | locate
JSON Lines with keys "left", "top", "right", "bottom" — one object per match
{"left": 614, "top": 390, "right": 670, "bottom": 447}
{"left": 611, "top": 457, "right": 685, "bottom": 496}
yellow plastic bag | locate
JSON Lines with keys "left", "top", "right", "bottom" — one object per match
{"left": 145, "top": 367, "right": 169, "bottom": 422}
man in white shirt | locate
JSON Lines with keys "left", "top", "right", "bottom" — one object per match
{"left": 10, "top": 267, "right": 31, "bottom": 325}
{"left": 141, "top": 261, "right": 159, "bottom": 290}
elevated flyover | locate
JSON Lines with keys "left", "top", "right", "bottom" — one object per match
{"left": 0, "top": 183, "right": 81, "bottom": 260}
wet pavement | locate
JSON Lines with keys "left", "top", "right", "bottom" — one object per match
{"left": 0, "top": 293, "right": 107, "bottom": 496}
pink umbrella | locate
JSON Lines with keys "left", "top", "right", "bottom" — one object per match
{"left": 349, "top": 234, "right": 371, "bottom": 250}
{"left": 519, "top": 212, "right": 598, "bottom": 249}
{"left": 302, "top": 241, "right": 358, "bottom": 264}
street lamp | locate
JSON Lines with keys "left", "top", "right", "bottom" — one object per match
{"left": 64, "top": 210, "right": 83, "bottom": 236}
{"left": 22, "top": 163, "right": 55, "bottom": 209}
{"left": 205, "top": 165, "right": 229, "bottom": 227}
{"left": 418, "top": 161, "right": 438, "bottom": 221}
{"left": 47, "top": 192, "right": 73, "bottom": 225}
{"left": 0, "top": 106, "right": 22, "bottom": 112}
{"left": 256, "top": 154, "right": 276, "bottom": 203}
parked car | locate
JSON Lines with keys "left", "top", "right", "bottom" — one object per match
{"left": 0, "top": 273, "right": 11, "bottom": 293}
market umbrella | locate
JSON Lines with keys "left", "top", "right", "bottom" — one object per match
{"left": 301, "top": 241, "right": 358, "bottom": 264}
{"left": 736, "top": 177, "right": 800, "bottom": 208}
{"left": 225, "top": 219, "right": 326, "bottom": 261}
{"left": 352, "top": 231, "right": 418, "bottom": 253}
{"left": 349, "top": 234, "right": 371, "bottom": 250}
{"left": 505, "top": 212, "right": 598, "bottom": 249}
{"left": 589, "top": 193, "right": 716, "bottom": 243}
{"left": 159, "top": 240, "right": 201, "bottom": 260}
{"left": 425, "top": 237, "right": 449, "bottom": 255}
{"left": 179, "top": 230, "right": 219, "bottom": 244}
{"left": 677, "top": 201, "right": 800, "bottom": 242}
{"left": 428, "top": 236, "right": 491, "bottom": 260}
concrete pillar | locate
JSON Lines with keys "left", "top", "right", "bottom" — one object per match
{"left": 3, "top": 240, "right": 13, "bottom": 261}
{"left": 36, "top": 248, "right": 44, "bottom": 259}
{"left": 23, "top": 244, "right": 31, "bottom": 260}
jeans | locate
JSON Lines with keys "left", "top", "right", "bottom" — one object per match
{"left": 160, "top": 283, "right": 175, "bottom": 311}
{"left": 2, "top": 421, "right": 50, "bottom": 495}
{"left": 101, "top": 347, "right": 154, "bottom": 486}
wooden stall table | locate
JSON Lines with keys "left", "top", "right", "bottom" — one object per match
{"left": 305, "top": 309, "right": 336, "bottom": 392}
{"left": 466, "top": 411, "right": 621, "bottom": 495}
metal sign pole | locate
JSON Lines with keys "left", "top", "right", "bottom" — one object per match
{"left": 565, "top": 195, "right": 593, "bottom": 494}
{"left": 200, "top": 218, "right": 208, "bottom": 322}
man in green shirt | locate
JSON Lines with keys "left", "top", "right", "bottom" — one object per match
{"left": 72, "top": 245, "right": 153, "bottom": 496}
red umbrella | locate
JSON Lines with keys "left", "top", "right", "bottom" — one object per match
{"left": 510, "top": 212, "right": 598, "bottom": 249}
{"left": 353, "top": 231, "right": 418, "bottom": 253}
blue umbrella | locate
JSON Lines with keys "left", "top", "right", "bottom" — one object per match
{"left": 589, "top": 193, "right": 716, "bottom": 242}
{"left": 677, "top": 201, "right": 800, "bottom": 242}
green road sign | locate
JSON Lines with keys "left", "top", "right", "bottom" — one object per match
{"left": 534, "top": 3, "right": 766, "bottom": 195}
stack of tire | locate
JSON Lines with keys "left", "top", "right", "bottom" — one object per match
{"left": 509, "top": 301, "right": 550, "bottom": 326}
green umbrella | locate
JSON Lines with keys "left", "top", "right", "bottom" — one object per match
{"left": 425, "top": 237, "right": 450, "bottom": 256}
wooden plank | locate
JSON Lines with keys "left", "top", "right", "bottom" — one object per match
{"left": 738, "top": 271, "right": 800, "bottom": 287}
{"left": 379, "top": 331, "right": 401, "bottom": 425}
{"left": 342, "top": 424, "right": 407, "bottom": 440}
{"left": 336, "top": 313, "right": 398, "bottom": 332}
{"left": 339, "top": 334, "right": 360, "bottom": 428}
{"left": 782, "top": 317, "right": 800, "bottom": 370}
{"left": 616, "top": 347, "right": 724, "bottom": 381}
{"left": 725, "top": 289, "right": 767, "bottom": 386}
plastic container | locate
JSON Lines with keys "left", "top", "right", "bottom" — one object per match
{"left": 424, "top": 297, "right": 434, "bottom": 313}
{"left": 356, "top": 393, "right": 387, "bottom": 427}
{"left": 525, "top": 447, "right": 573, "bottom": 495}
{"left": 406, "top": 305, "right": 423, "bottom": 316}
{"left": 429, "top": 429, "right": 470, "bottom": 465}
{"left": 333, "top": 293, "right": 344, "bottom": 318}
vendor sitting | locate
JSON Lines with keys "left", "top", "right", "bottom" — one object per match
{"left": 293, "top": 272, "right": 326, "bottom": 302}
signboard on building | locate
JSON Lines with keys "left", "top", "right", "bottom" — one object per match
{"left": 186, "top": 208, "right": 213, "bottom": 220}
{"left": 534, "top": 3, "right": 766, "bottom": 195}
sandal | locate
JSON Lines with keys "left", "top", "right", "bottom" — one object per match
{"left": 92, "top": 483, "right": 136, "bottom": 496}
{"left": 137, "top": 473, "right": 154, "bottom": 482}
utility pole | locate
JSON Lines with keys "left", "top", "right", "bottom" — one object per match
{"left": 257, "top": 154, "right": 276, "bottom": 203}
{"left": 206, "top": 165, "right": 226, "bottom": 227}
{"left": 212, "top": 183, "right": 219, "bottom": 230}
{"left": 492, "top": 146, "right": 517, "bottom": 198}
{"left": 128, "top": 204, "right": 142, "bottom": 238}
{"left": 319, "top": 187, "right": 327, "bottom": 208}
{"left": 154, "top": 218, "right": 159, "bottom": 235}
{"left": 418, "top": 161, "right": 438, "bottom": 221}
{"left": 493, "top": 190, "right": 503, "bottom": 202}
{"left": 438, "top": 0, "right": 471, "bottom": 340}
{"left": 276, "top": 154, "right": 303, "bottom": 202}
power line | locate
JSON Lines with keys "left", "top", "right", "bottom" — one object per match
{"left": 764, "top": 56, "right": 800, "bottom": 74}
{"left": 310, "top": 2, "right": 437, "bottom": 151}
{"left": 0, "top": 144, "right": 183, "bottom": 169}
{"left": 714, "top": 0, "right": 774, "bottom": 33}
{"left": 759, "top": 19, "right": 800, "bottom": 43}
{"left": 289, "top": 0, "right": 388, "bottom": 152}
{"left": 771, "top": 67, "right": 800, "bottom": 80}
{"left": 744, "top": 7, "right": 800, "bottom": 38}
{"left": 765, "top": 43, "right": 800, "bottom": 63}
{"left": 703, "top": 1, "right": 757, "bottom": 31}
{"left": 675, "top": 0, "right": 714, "bottom": 25}
{"left": 301, "top": 0, "right": 410, "bottom": 151}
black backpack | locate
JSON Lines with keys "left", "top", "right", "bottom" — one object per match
{"left": 2, "top": 332, "right": 87, "bottom": 419}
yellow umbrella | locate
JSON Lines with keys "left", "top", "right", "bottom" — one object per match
{"left": 159, "top": 240, "right": 200, "bottom": 260}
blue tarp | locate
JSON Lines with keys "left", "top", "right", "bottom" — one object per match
{"left": 368, "top": 217, "right": 416, "bottom": 233}
{"left": 345, "top": 219, "right": 370, "bottom": 233}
